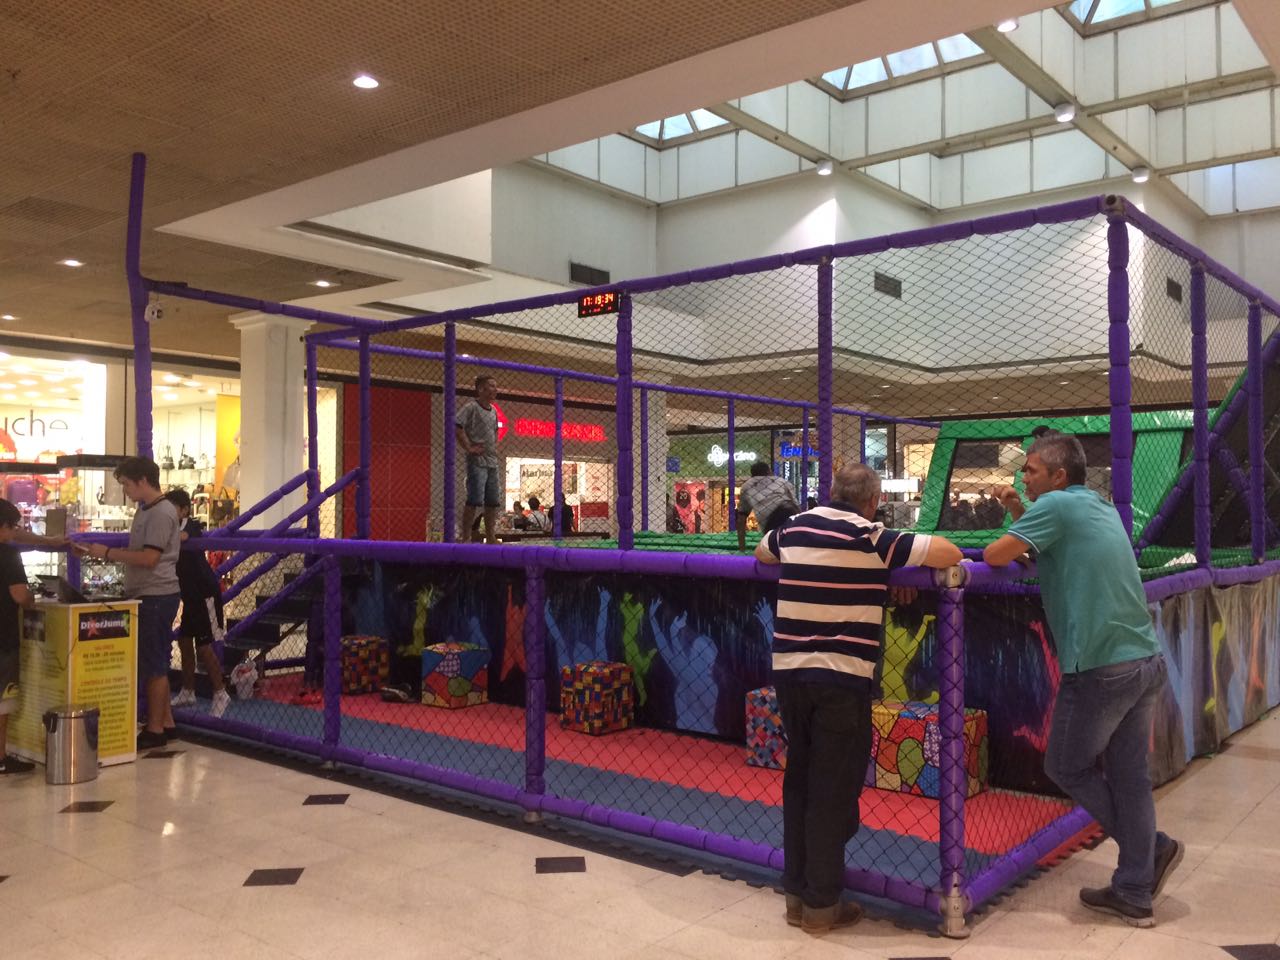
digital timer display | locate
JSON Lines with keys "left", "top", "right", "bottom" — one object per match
{"left": 577, "top": 291, "right": 620, "bottom": 317}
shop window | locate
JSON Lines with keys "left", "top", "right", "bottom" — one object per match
{"left": 939, "top": 439, "right": 1024, "bottom": 530}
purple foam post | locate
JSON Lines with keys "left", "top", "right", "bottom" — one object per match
{"left": 357, "top": 334, "right": 372, "bottom": 540}
{"left": 1190, "top": 265, "right": 1211, "bottom": 567}
{"left": 125, "top": 152, "right": 153, "bottom": 459}
{"left": 1247, "top": 302, "right": 1266, "bottom": 562}
{"left": 615, "top": 295, "right": 635, "bottom": 550}
{"left": 554, "top": 376, "right": 565, "bottom": 539}
{"left": 800, "top": 407, "right": 810, "bottom": 505}
{"left": 936, "top": 583, "right": 969, "bottom": 936}
{"left": 322, "top": 556, "right": 342, "bottom": 755}
{"left": 66, "top": 552, "right": 81, "bottom": 590}
{"left": 1105, "top": 205, "right": 1135, "bottom": 540}
{"left": 639, "top": 387, "right": 650, "bottom": 532}
{"left": 727, "top": 399, "right": 736, "bottom": 532}
{"left": 859, "top": 415, "right": 866, "bottom": 465}
{"left": 306, "top": 341, "right": 320, "bottom": 539}
{"left": 442, "top": 322, "right": 457, "bottom": 543}
{"left": 523, "top": 564, "right": 547, "bottom": 800}
{"left": 817, "top": 257, "right": 834, "bottom": 506}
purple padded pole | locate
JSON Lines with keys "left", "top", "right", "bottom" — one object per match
{"left": 322, "top": 556, "right": 342, "bottom": 755}
{"left": 1105, "top": 205, "right": 1135, "bottom": 539}
{"left": 727, "top": 399, "right": 736, "bottom": 532}
{"left": 1248, "top": 302, "right": 1266, "bottom": 562}
{"left": 639, "top": 387, "right": 649, "bottom": 533}
{"left": 357, "top": 334, "right": 372, "bottom": 540}
{"left": 616, "top": 295, "right": 635, "bottom": 550}
{"left": 800, "top": 407, "right": 810, "bottom": 505}
{"left": 817, "top": 257, "right": 834, "bottom": 506}
{"left": 523, "top": 565, "right": 547, "bottom": 799}
{"left": 125, "top": 153, "right": 153, "bottom": 459}
{"left": 443, "top": 322, "right": 457, "bottom": 543}
{"left": 936, "top": 585, "right": 968, "bottom": 922}
{"left": 554, "top": 376, "right": 565, "bottom": 539}
{"left": 306, "top": 341, "right": 320, "bottom": 539}
{"left": 963, "top": 807, "right": 1095, "bottom": 910}
{"left": 859, "top": 415, "right": 866, "bottom": 464}
{"left": 1190, "top": 266, "right": 1211, "bottom": 567}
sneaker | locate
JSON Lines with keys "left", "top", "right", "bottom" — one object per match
{"left": 164, "top": 726, "right": 179, "bottom": 741}
{"left": 800, "top": 900, "right": 864, "bottom": 934}
{"left": 1152, "top": 835, "right": 1184, "bottom": 898}
{"left": 1079, "top": 887, "right": 1154, "bottom": 928}
{"left": 210, "top": 689, "right": 231, "bottom": 718}
{"left": 136, "top": 729, "right": 168, "bottom": 750}
{"left": 784, "top": 894, "right": 802, "bottom": 927}
{"left": 0, "top": 754, "right": 35, "bottom": 774}
{"left": 170, "top": 688, "right": 197, "bottom": 707}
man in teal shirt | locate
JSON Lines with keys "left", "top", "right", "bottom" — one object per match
{"left": 984, "top": 432, "right": 1182, "bottom": 927}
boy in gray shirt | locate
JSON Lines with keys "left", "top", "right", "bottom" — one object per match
{"left": 455, "top": 375, "right": 501, "bottom": 543}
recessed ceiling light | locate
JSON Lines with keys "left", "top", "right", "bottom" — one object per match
{"left": 352, "top": 74, "right": 379, "bottom": 89}
{"left": 43, "top": 374, "right": 64, "bottom": 383}
{"left": 792, "top": 369, "right": 804, "bottom": 373}
{"left": 162, "top": 393, "right": 178, "bottom": 402}
{"left": 17, "top": 379, "right": 37, "bottom": 386}
{"left": 1, "top": 394, "right": 15, "bottom": 402}
{"left": 997, "top": 17, "right": 1018, "bottom": 32}
{"left": 0, "top": 353, "right": 8, "bottom": 361}
{"left": 1058, "top": 380, "right": 1070, "bottom": 385}
{"left": 815, "top": 159, "right": 834, "bottom": 176}
{"left": 870, "top": 393, "right": 882, "bottom": 398}
{"left": 23, "top": 391, "right": 38, "bottom": 398}
{"left": 11, "top": 365, "right": 29, "bottom": 374}
{"left": 162, "top": 373, "right": 181, "bottom": 383}
{"left": 59, "top": 259, "right": 84, "bottom": 267}
{"left": 51, "top": 387, "right": 67, "bottom": 394}
{"left": 990, "top": 395, "right": 1001, "bottom": 400}
{"left": 1054, "top": 103, "right": 1076, "bottom": 123}
{"left": 948, "top": 407, "right": 959, "bottom": 411}
{"left": 1131, "top": 166, "right": 1151, "bottom": 183}
{"left": 310, "top": 280, "right": 338, "bottom": 288}
{"left": 781, "top": 376, "right": 792, "bottom": 381}
{"left": 181, "top": 379, "right": 200, "bottom": 388}
{"left": 878, "top": 384, "right": 890, "bottom": 389}
{"left": 206, "top": 388, "right": 218, "bottom": 396}
{"left": 0, "top": 314, "right": 15, "bottom": 321}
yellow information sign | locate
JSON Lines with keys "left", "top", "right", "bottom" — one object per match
{"left": 10, "top": 601, "right": 138, "bottom": 766}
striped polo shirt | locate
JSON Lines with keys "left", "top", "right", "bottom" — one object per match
{"left": 760, "top": 502, "right": 933, "bottom": 689}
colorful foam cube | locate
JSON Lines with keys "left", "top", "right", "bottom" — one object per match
{"left": 559, "top": 661, "right": 634, "bottom": 735}
{"left": 745, "top": 685, "right": 788, "bottom": 769}
{"left": 866, "top": 700, "right": 989, "bottom": 799}
{"left": 341, "top": 635, "right": 389, "bottom": 694}
{"left": 421, "top": 642, "right": 489, "bottom": 708}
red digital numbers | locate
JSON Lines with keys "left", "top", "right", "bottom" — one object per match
{"left": 577, "top": 290, "right": 619, "bottom": 317}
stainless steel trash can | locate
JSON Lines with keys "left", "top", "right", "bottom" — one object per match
{"left": 43, "top": 704, "right": 100, "bottom": 785}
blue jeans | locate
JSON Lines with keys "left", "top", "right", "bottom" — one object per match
{"left": 138, "top": 594, "right": 181, "bottom": 682}
{"left": 465, "top": 459, "right": 500, "bottom": 508}
{"left": 1045, "top": 654, "right": 1168, "bottom": 909}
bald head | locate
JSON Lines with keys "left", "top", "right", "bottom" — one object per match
{"left": 831, "top": 463, "right": 881, "bottom": 515}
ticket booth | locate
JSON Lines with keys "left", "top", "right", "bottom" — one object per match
{"left": 10, "top": 600, "right": 139, "bottom": 766}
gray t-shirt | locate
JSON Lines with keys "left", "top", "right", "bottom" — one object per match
{"left": 124, "top": 497, "right": 181, "bottom": 597}
{"left": 455, "top": 400, "right": 499, "bottom": 468}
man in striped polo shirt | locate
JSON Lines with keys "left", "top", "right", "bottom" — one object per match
{"left": 756, "top": 463, "right": 962, "bottom": 934}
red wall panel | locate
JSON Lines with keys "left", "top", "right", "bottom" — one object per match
{"left": 342, "top": 384, "right": 431, "bottom": 540}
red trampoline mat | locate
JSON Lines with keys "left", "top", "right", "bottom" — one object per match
{"left": 260, "top": 674, "right": 1070, "bottom": 855}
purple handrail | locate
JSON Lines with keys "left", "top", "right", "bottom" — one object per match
{"left": 1190, "top": 266, "right": 1210, "bottom": 567}
{"left": 205, "top": 470, "right": 310, "bottom": 538}
{"left": 1105, "top": 203, "right": 1135, "bottom": 539}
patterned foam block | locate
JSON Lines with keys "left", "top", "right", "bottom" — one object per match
{"left": 340, "top": 635, "right": 390, "bottom": 694}
{"left": 421, "top": 641, "right": 489, "bottom": 708}
{"left": 867, "top": 700, "right": 989, "bottom": 799}
{"left": 560, "top": 661, "right": 634, "bottom": 735}
{"left": 745, "top": 685, "right": 787, "bottom": 769}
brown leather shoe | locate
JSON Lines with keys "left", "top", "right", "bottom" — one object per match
{"left": 801, "top": 900, "right": 864, "bottom": 934}
{"left": 784, "top": 894, "right": 802, "bottom": 927}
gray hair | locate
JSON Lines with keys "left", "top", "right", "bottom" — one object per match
{"left": 1028, "top": 432, "right": 1087, "bottom": 486}
{"left": 831, "top": 463, "right": 881, "bottom": 508}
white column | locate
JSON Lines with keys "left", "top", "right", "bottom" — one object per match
{"left": 231, "top": 313, "right": 312, "bottom": 528}
{"left": 633, "top": 371, "right": 670, "bottom": 533}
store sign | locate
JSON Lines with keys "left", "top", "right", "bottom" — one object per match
{"left": 706, "top": 445, "right": 758, "bottom": 468}
{"left": 492, "top": 401, "right": 509, "bottom": 441}
{"left": 78, "top": 610, "right": 131, "bottom": 642}
{"left": 513, "top": 418, "right": 607, "bottom": 443}
{"left": 779, "top": 442, "right": 820, "bottom": 458}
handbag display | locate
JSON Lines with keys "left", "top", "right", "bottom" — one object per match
{"left": 178, "top": 445, "right": 196, "bottom": 470}
{"left": 160, "top": 446, "right": 175, "bottom": 470}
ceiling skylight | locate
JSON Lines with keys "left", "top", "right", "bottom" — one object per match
{"left": 1064, "top": 0, "right": 1210, "bottom": 31}
{"left": 630, "top": 110, "right": 734, "bottom": 145}
{"left": 817, "top": 34, "right": 986, "bottom": 98}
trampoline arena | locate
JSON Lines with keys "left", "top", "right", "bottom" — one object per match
{"left": 93, "top": 156, "right": 1280, "bottom": 935}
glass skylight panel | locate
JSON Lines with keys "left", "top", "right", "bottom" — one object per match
{"left": 635, "top": 121, "right": 661, "bottom": 139}
{"left": 936, "top": 34, "right": 983, "bottom": 62}
{"left": 822, "top": 66, "right": 851, "bottom": 89}
{"left": 1068, "top": 0, "right": 1095, "bottom": 20}
{"left": 885, "top": 43, "right": 938, "bottom": 77}
{"left": 1090, "top": 0, "right": 1146, "bottom": 21}
{"left": 848, "top": 58, "right": 889, "bottom": 88}
{"left": 690, "top": 108, "right": 728, "bottom": 131}
{"left": 661, "top": 114, "right": 693, "bottom": 139}
{"left": 1148, "top": 0, "right": 1183, "bottom": 6}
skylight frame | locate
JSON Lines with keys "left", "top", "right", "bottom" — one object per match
{"left": 810, "top": 36, "right": 991, "bottom": 102}
{"left": 625, "top": 110, "right": 737, "bottom": 149}
{"left": 1058, "top": 0, "right": 1221, "bottom": 36}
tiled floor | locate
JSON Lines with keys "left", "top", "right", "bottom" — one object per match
{"left": 2, "top": 710, "right": 1278, "bottom": 960}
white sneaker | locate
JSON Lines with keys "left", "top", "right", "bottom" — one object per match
{"left": 171, "top": 689, "right": 197, "bottom": 707}
{"left": 210, "top": 689, "right": 231, "bottom": 718}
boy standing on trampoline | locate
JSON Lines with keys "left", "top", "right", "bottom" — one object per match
{"left": 456, "top": 375, "right": 501, "bottom": 544}
{"left": 755, "top": 464, "right": 962, "bottom": 934}
{"left": 984, "top": 432, "right": 1183, "bottom": 927}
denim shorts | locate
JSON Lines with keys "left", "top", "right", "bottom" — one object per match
{"left": 465, "top": 460, "right": 501, "bottom": 508}
{"left": 137, "top": 594, "right": 181, "bottom": 681}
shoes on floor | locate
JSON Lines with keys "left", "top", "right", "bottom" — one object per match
{"left": 291, "top": 688, "right": 322, "bottom": 706}
{"left": 170, "top": 688, "right": 197, "bottom": 707}
{"left": 1079, "top": 886, "right": 1155, "bottom": 928}
{"left": 0, "top": 753, "right": 35, "bottom": 774}
{"left": 1152, "top": 834, "right": 1184, "bottom": 898}
{"left": 784, "top": 894, "right": 802, "bottom": 927}
{"left": 210, "top": 689, "right": 231, "bottom": 718}
{"left": 800, "top": 899, "right": 864, "bottom": 934}
{"left": 136, "top": 729, "right": 168, "bottom": 750}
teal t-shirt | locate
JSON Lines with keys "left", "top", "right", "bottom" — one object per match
{"left": 1007, "top": 485, "right": 1159, "bottom": 674}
